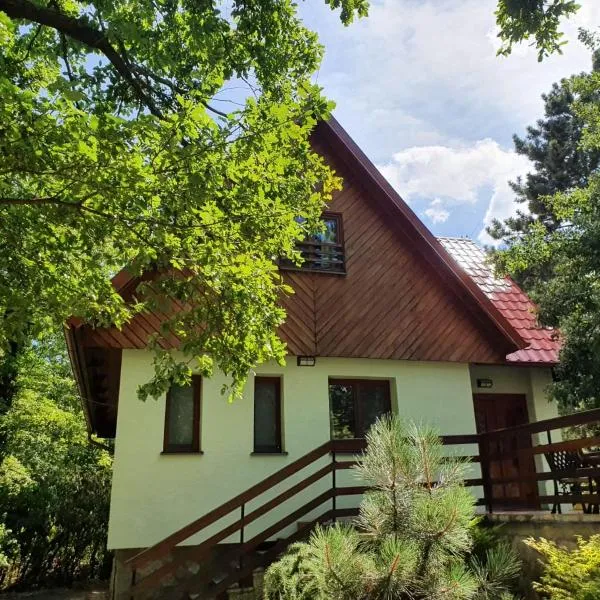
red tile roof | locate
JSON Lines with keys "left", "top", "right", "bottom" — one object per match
{"left": 439, "top": 237, "right": 560, "bottom": 365}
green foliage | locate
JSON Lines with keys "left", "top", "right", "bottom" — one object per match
{"left": 495, "top": 0, "right": 581, "bottom": 61}
{"left": 0, "top": 0, "right": 367, "bottom": 401}
{"left": 496, "top": 67, "right": 600, "bottom": 411}
{"left": 263, "top": 416, "right": 521, "bottom": 600}
{"left": 526, "top": 535, "right": 600, "bottom": 599}
{"left": 0, "top": 335, "right": 112, "bottom": 588}
{"left": 487, "top": 62, "right": 600, "bottom": 285}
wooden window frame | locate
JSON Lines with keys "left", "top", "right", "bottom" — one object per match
{"left": 253, "top": 376, "right": 283, "bottom": 454}
{"left": 163, "top": 375, "right": 202, "bottom": 454}
{"left": 279, "top": 212, "right": 346, "bottom": 275}
{"left": 328, "top": 378, "right": 392, "bottom": 440}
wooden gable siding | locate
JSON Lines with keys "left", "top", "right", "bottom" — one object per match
{"left": 278, "top": 140, "right": 508, "bottom": 364}
{"left": 76, "top": 135, "right": 510, "bottom": 364}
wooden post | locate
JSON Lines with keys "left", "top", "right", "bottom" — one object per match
{"left": 546, "top": 429, "right": 560, "bottom": 514}
{"left": 479, "top": 433, "right": 493, "bottom": 514}
{"left": 332, "top": 450, "right": 337, "bottom": 522}
{"left": 239, "top": 503, "right": 245, "bottom": 572}
{"left": 129, "top": 567, "right": 136, "bottom": 600}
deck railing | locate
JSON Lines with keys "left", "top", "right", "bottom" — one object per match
{"left": 478, "top": 407, "right": 600, "bottom": 512}
{"left": 122, "top": 408, "right": 600, "bottom": 599}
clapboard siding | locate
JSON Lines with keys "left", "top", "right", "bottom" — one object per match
{"left": 277, "top": 153, "right": 507, "bottom": 364}
{"left": 77, "top": 125, "right": 512, "bottom": 365}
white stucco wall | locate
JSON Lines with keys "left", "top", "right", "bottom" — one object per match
{"left": 107, "top": 354, "right": 557, "bottom": 550}
{"left": 108, "top": 353, "right": 478, "bottom": 550}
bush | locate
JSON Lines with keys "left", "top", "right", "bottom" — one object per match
{"left": 526, "top": 535, "right": 600, "bottom": 600}
{"left": 264, "top": 416, "right": 521, "bottom": 600}
{"left": 0, "top": 336, "right": 112, "bottom": 589}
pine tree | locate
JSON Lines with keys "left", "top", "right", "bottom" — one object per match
{"left": 488, "top": 57, "right": 600, "bottom": 259}
{"left": 263, "top": 416, "right": 520, "bottom": 600}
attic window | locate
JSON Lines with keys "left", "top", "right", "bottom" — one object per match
{"left": 281, "top": 213, "right": 346, "bottom": 274}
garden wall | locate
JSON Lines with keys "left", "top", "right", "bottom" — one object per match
{"left": 489, "top": 512, "right": 600, "bottom": 599}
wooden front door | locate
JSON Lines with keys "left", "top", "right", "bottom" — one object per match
{"left": 473, "top": 394, "right": 539, "bottom": 510}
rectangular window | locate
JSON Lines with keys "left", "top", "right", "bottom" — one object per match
{"left": 329, "top": 379, "right": 391, "bottom": 439}
{"left": 280, "top": 213, "right": 346, "bottom": 274}
{"left": 254, "top": 377, "right": 282, "bottom": 453}
{"left": 163, "top": 376, "right": 201, "bottom": 453}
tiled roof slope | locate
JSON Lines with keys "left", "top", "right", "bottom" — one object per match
{"left": 439, "top": 237, "right": 560, "bottom": 365}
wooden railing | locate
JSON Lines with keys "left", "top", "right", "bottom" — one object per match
{"left": 123, "top": 435, "right": 477, "bottom": 599}
{"left": 279, "top": 241, "right": 346, "bottom": 273}
{"left": 478, "top": 408, "right": 600, "bottom": 512}
{"left": 122, "top": 409, "right": 600, "bottom": 599}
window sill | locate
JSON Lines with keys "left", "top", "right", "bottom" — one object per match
{"left": 250, "top": 451, "right": 289, "bottom": 456}
{"left": 161, "top": 450, "right": 204, "bottom": 455}
{"left": 278, "top": 266, "right": 346, "bottom": 276}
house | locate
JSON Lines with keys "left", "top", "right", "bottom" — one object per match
{"left": 65, "top": 118, "right": 561, "bottom": 599}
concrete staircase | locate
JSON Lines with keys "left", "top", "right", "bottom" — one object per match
{"left": 226, "top": 568, "right": 264, "bottom": 600}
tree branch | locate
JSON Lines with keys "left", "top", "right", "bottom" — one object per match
{"left": 0, "top": 196, "right": 69, "bottom": 206}
{"left": 131, "top": 64, "right": 231, "bottom": 119}
{"left": 0, "top": 0, "right": 163, "bottom": 118}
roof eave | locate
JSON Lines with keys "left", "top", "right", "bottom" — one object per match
{"left": 64, "top": 324, "right": 95, "bottom": 435}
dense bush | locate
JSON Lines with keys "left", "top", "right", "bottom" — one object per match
{"left": 264, "top": 416, "right": 521, "bottom": 600}
{"left": 527, "top": 535, "right": 600, "bottom": 600}
{"left": 0, "top": 336, "right": 112, "bottom": 589}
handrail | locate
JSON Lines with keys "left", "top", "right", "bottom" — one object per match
{"left": 127, "top": 462, "right": 336, "bottom": 597}
{"left": 482, "top": 407, "right": 600, "bottom": 438}
{"left": 130, "top": 436, "right": 475, "bottom": 571}
{"left": 125, "top": 410, "right": 600, "bottom": 599}
{"left": 126, "top": 440, "right": 332, "bottom": 570}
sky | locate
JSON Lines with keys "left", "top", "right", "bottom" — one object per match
{"left": 297, "top": 0, "right": 600, "bottom": 245}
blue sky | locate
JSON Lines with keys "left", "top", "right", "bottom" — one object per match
{"left": 297, "top": 0, "right": 600, "bottom": 244}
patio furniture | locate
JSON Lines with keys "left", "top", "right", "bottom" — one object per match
{"left": 578, "top": 449, "right": 600, "bottom": 514}
{"left": 544, "top": 450, "right": 595, "bottom": 514}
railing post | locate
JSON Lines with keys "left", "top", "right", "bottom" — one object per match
{"left": 546, "top": 429, "right": 561, "bottom": 514}
{"left": 479, "top": 433, "right": 493, "bottom": 514}
{"left": 129, "top": 567, "right": 136, "bottom": 600}
{"left": 239, "top": 503, "right": 245, "bottom": 572}
{"left": 332, "top": 448, "right": 337, "bottom": 523}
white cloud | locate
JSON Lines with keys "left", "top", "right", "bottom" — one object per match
{"left": 309, "top": 0, "right": 600, "bottom": 156}
{"left": 377, "top": 139, "right": 531, "bottom": 241}
{"left": 300, "top": 0, "right": 600, "bottom": 241}
{"left": 424, "top": 199, "right": 450, "bottom": 224}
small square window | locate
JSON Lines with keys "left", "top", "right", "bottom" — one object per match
{"left": 280, "top": 213, "right": 346, "bottom": 274}
{"left": 329, "top": 379, "right": 391, "bottom": 439}
{"left": 163, "top": 376, "right": 201, "bottom": 453}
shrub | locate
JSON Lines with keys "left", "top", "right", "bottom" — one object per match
{"left": 526, "top": 535, "right": 600, "bottom": 600}
{"left": 0, "top": 336, "right": 112, "bottom": 589}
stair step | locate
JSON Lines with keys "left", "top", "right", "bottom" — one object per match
{"left": 226, "top": 568, "right": 264, "bottom": 600}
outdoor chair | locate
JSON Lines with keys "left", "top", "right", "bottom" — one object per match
{"left": 544, "top": 450, "right": 594, "bottom": 514}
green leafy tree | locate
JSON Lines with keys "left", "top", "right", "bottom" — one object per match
{"left": 0, "top": 335, "right": 112, "bottom": 588}
{"left": 495, "top": 0, "right": 581, "bottom": 61}
{"left": 495, "top": 48, "right": 600, "bottom": 410}
{"left": 491, "top": 2, "right": 600, "bottom": 411}
{"left": 264, "top": 416, "right": 521, "bottom": 600}
{"left": 0, "top": 0, "right": 367, "bottom": 400}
